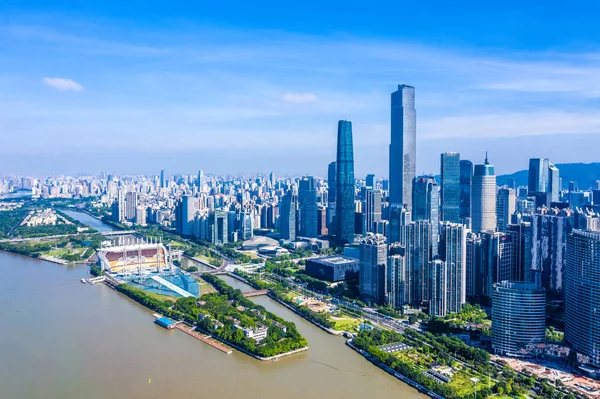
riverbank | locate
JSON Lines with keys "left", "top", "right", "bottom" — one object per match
{"left": 346, "top": 339, "right": 443, "bottom": 399}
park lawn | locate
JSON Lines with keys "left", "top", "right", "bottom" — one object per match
{"left": 238, "top": 251, "right": 259, "bottom": 259}
{"left": 196, "top": 277, "right": 217, "bottom": 295}
{"left": 143, "top": 290, "right": 177, "bottom": 302}
{"left": 283, "top": 291, "right": 300, "bottom": 301}
{"left": 447, "top": 369, "right": 494, "bottom": 398}
{"left": 331, "top": 316, "right": 361, "bottom": 332}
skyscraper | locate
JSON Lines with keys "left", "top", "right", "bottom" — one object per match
{"left": 440, "top": 152, "right": 461, "bottom": 223}
{"left": 439, "top": 222, "right": 467, "bottom": 313}
{"left": 160, "top": 169, "right": 166, "bottom": 189}
{"left": 472, "top": 154, "right": 497, "bottom": 233}
{"left": 197, "top": 170, "right": 205, "bottom": 191}
{"left": 359, "top": 234, "right": 388, "bottom": 304}
{"left": 388, "top": 204, "right": 410, "bottom": 244}
{"left": 428, "top": 260, "right": 447, "bottom": 317}
{"left": 412, "top": 175, "right": 439, "bottom": 257}
{"left": 327, "top": 161, "right": 336, "bottom": 233}
{"left": 364, "top": 189, "right": 382, "bottom": 233}
{"left": 403, "top": 220, "right": 432, "bottom": 305}
{"left": 175, "top": 195, "right": 196, "bottom": 236}
{"left": 336, "top": 120, "right": 355, "bottom": 244}
{"left": 460, "top": 160, "right": 473, "bottom": 221}
{"left": 496, "top": 188, "right": 515, "bottom": 232}
{"left": 298, "top": 176, "right": 318, "bottom": 238}
{"left": 528, "top": 158, "right": 560, "bottom": 206}
{"left": 565, "top": 230, "right": 600, "bottom": 368}
{"left": 390, "top": 85, "right": 416, "bottom": 211}
{"left": 492, "top": 281, "right": 546, "bottom": 357}
{"left": 387, "top": 244, "right": 408, "bottom": 308}
{"left": 125, "top": 191, "right": 138, "bottom": 221}
{"left": 279, "top": 190, "right": 297, "bottom": 241}
{"left": 365, "top": 174, "right": 376, "bottom": 190}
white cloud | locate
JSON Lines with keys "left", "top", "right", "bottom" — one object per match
{"left": 42, "top": 77, "right": 84, "bottom": 92}
{"left": 282, "top": 92, "right": 317, "bottom": 104}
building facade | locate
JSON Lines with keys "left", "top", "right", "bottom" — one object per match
{"left": 472, "top": 155, "right": 497, "bottom": 233}
{"left": 359, "top": 234, "right": 388, "bottom": 304}
{"left": 440, "top": 152, "right": 461, "bottom": 223}
{"left": 389, "top": 84, "right": 416, "bottom": 211}
{"left": 336, "top": 120, "right": 355, "bottom": 244}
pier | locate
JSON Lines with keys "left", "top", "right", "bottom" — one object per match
{"left": 174, "top": 324, "right": 233, "bottom": 354}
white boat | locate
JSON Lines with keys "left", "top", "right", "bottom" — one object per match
{"left": 81, "top": 278, "right": 87, "bottom": 284}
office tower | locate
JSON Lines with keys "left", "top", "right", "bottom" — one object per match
{"left": 374, "top": 219, "right": 389, "bottom": 236}
{"left": 389, "top": 84, "right": 416, "bottom": 210}
{"left": 440, "top": 152, "right": 461, "bottom": 223}
{"left": 565, "top": 230, "right": 600, "bottom": 367}
{"left": 387, "top": 244, "right": 408, "bottom": 309}
{"left": 125, "top": 191, "right": 138, "bottom": 221}
{"left": 428, "top": 260, "right": 448, "bottom": 317}
{"left": 175, "top": 195, "right": 196, "bottom": 236}
{"left": 403, "top": 220, "right": 431, "bottom": 305}
{"left": 298, "top": 176, "right": 318, "bottom": 238}
{"left": 269, "top": 172, "right": 275, "bottom": 187}
{"left": 160, "top": 169, "right": 166, "bottom": 188}
{"left": 506, "top": 222, "right": 533, "bottom": 282}
{"left": 439, "top": 222, "right": 467, "bottom": 313}
{"left": 593, "top": 189, "right": 600, "bottom": 206}
{"left": 327, "top": 161, "right": 337, "bottom": 232}
{"left": 412, "top": 175, "right": 439, "bottom": 257}
{"left": 388, "top": 204, "right": 410, "bottom": 244}
{"left": 208, "top": 210, "right": 228, "bottom": 245}
{"left": 336, "top": 120, "right": 355, "bottom": 244}
{"left": 491, "top": 281, "right": 546, "bottom": 356}
{"left": 241, "top": 212, "right": 253, "bottom": 240}
{"left": 460, "top": 160, "right": 473, "bottom": 221}
{"left": 466, "top": 232, "right": 482, "bottom": 299}
{"left": 317, "top": 205, "right": 328, "bottom": 236}
{"left": 531, "top": 208, "right": 573, "bottom": 298}
{"left": 496, "top": 188, "right": 515, "bottom": 232}
{"left": 279, "top": 190, "right": 297, "bottom": 241}
{"left": 359, "top": 234, "right": 388, "bottom": 304}
{"left": 364, "top": 189, "right": 382, "bottom": 233}
{"left": 366, "top": 174, "right": 376, "bottom": 189}
{"left": 472, "top": 154, "right": 497, "bottom": 233}
{"left": 197, "top": 170, "right": 205, "bottom": 191}
{"left": 480, "top": 232, "right": 516, "bottom": 299}
{"left": 528, "top": 158, "right": 560, "bottom": 206}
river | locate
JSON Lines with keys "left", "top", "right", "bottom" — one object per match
{"left": 0, "top": 211, "right": 425, "bottom": 399}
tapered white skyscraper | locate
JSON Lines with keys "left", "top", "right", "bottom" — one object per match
{"left": 389, "top": 85, "right": 416, "bottom": 211}
{"left": 471, "top": 153, "right": 497, "bottom": 233}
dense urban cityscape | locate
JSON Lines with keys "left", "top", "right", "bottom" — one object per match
{"left": 1, "top": 83, "right": 600, "bottom": 399}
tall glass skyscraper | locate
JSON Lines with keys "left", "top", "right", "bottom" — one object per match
{"left": 472, "top": 154, "right": 497, "bottom": 233}
{"left": 279, "top": 190, "right": 297, "bottom": 241}
{"left": 528, "top": 158, "right": 560, "bottom": 206}
{"left": 389, "top": 85, "right": 416, "bottom": 211}
{"left": 298, "top": 176, "right": 318, "bottom": 238}
{"left": 440, "top": 152, "right": 460, "bottom": 223}
{"left": 565, "top": 230, "right": 600, "bottom": 367}
{"left": 327, "top": 161, "right": 336, "bottom": 232}
{"left": 412, "top": 175, "right": 439, "bottom": 257}
{"left": 336, "top": 120, "right": 355, "bottom": 244}
{"left": 460, "top": 160, "right": 473, "bottom": 220}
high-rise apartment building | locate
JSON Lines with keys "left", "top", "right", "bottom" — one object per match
{"left": 390, "top": 85, "right": 416, "bottom": 211}
{"left": 492, "top": 281, "right": 546, "bottom": 357}
{"left": 440, "top": 152, "right": 460, "bottom": 223}
{"left": 481, "top": 232, "right": 516, "bottom": 299}
{"left": 336, "top": 120, "right": 355, "bottom": 244}
{"left": 531, "top": 208, "right": 573, "bottom": 298}
{"left": 428, "top": 259, "right": 448, "bottom": 317}
{"left": 359, "top": 234, "right": 388, "bottom": 304}
{"left": 387, "top": 243, "right": 408, "bottom": 308}
{"left": 439, "top": 222, "right": 467, "bottom": 313}
{"left": 403, "top": 220, "right": 432, "bottom": 305}
{"left": 125, "top": 191, "right": 138, "bottom": 221}
{"left": 472, "top": 155, "right": 497, "bottom": 233}
{"left": 298, "top": 176, "right": 318, "bottom": 238}
{"left": 565, "top": 230, "right": 600, "bottom": 368}
{"left": 460, "top": 160, "right": 473, "bottom": 221}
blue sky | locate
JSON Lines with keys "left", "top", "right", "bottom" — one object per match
{"left": 1, "top": 1, "right": 600, "bottom": 177}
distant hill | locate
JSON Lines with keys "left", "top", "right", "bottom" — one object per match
{"left": 497, "top": 162, "right": 600, "bottom": 190}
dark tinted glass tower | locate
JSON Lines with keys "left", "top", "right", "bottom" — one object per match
{"left": 336, "top": 120, "right": 355, "bottom": 244}
{"left": 327, "top": 161, "right": 336, "bottom": 232}
{"left": 440, "top": 152, "right": 460, "bottom": 223}
{"left": 298, "top": 176, "right": 318, "bottom": 238}
{"left": 279, "top": 190, "right": 297, "bottom": 241}
{"left": 460, "top": 160, "right": 473, "bottom": 220}
{"left": 412, "top": 175, "right": 439, "bottom": 257}
{"left": 389, "top": 85, "right": 416, "bottom": 211}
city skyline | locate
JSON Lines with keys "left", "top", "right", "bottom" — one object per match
{"left": 2, "top": 3, "right": 600, "bottom": 175}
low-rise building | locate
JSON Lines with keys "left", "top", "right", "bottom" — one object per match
{"left": 305, "top": 256, "right": 359, "bottom": 282}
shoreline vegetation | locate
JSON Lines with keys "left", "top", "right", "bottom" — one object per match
{"left": 112, "top": 273, "right": 308, "bottom": 361}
